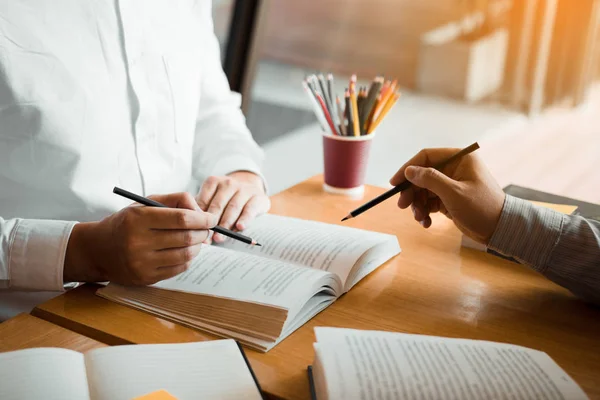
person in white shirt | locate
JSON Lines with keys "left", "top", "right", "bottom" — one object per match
{"left": 0, "top": 1, "right": 270, "bottom": 320}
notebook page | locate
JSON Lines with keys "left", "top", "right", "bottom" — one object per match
{"left": 314, "top": 328, "right": 588, "bottom": 400}
{"left": 218, "top": 214, "right": 396, "bottom": 284}
{"left": 85, "top": 340, "right": 262, "bottom": 400}
{"left": 153, "top": 245, "right": 337, "bottom": 311}
{"left": 0, "top": 348, "right": 90, "bottom": 400}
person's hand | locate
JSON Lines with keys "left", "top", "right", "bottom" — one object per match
{"left": 64, "top": 192, "right": 216, "bottom": 285}
{"left": 390, "top": 148, "right": 505, "bottom": 244}
{"left": 195, "top": 171, "right": 270, "bottom": 243}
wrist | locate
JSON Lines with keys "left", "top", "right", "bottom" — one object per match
{"left": 483, "top": 192, "right": 506, "bottom": 244}
{"left": 227, "top": 171, "right": 265, "bottom": 192}
{"left": 64, "top": 221, "right": 107, "bottom": 283}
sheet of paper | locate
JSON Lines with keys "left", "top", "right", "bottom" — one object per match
{"left": 218, "top": 214, "right": 395, "bottom": 283}
{"left": 0, "top": 348, "right": 90, "bottom": 400}
{"left": 153, "top": 245, "right": 335, "bottom": 310}
{"left": 314, "top": 328, "right": 588, "bottom": 400}
{"left": 85, "top": 340, "right": 262, "bottom": 400}
{"left": 530, "top": 201, "right": 578, "bottom": 215}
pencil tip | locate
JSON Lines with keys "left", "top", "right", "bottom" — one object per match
{"left": 252, "top": 241, "right": 262, "bottom": 247}
{"left": 341, "top": 214, "right": 352, "bottom": 222}
{"left": 256, "top": 243, "right": 262, "bottom": 247}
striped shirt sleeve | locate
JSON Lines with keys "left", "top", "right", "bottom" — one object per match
{"left": 488, "top": 195, "right": 600, "bottom": 305}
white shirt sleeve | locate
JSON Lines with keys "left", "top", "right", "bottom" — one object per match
{"left": 190, "top": 1, "right": 265, "bottom": 184}
{"left": 0, "top": 217, "right": 75, "bottom": 291}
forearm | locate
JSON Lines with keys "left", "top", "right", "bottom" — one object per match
{"left": 488, "top": 195, "right": 600, "bottom": 304}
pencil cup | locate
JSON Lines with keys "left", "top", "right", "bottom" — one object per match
{"left": 322, "top": 132, "right": 374, "bottom": 197}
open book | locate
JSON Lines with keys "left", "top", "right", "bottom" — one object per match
{"left": 0, "top": 340, "right": 263, "bottom": 400}
{"left": 98, "top": 214, "right": 401, "bottom": 352}
{"left": 309, "top": 328, "right": 588, "bottom": 400}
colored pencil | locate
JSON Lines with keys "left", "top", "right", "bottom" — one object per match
{"left": 327, "top": 73, "right": 336, "bottom": 116}
{"left": 362, "top": 77, "right": 383, "bottom": 134}
{"left": 336, "top": 95, "right": 347, "bottom": 136}
{"left": 316, "top": 93, "right": 338, "bottom": 136}
{"left": 368, "top": 91, "right": 400, "bottom": 134}
{"left": 344, "top": 89, "right": 354, "bottom": 136}
{"left": 302, "top": 72, "right": 399, "bottom": 137}
{"left": 302, "top": 80, "right": 330, "bottom": 132}
{"left": 350, "top": 75, "right": 360, "bottom": 137}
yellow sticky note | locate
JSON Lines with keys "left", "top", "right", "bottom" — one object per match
{"left": 132, "top": 390, "right": 178, "bottom": 400}
{"left": 530, "top": 201, "right": 578, "bottom": 215}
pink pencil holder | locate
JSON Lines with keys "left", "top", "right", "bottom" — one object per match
{"left": 322, "top": 132, "right": 375, "bottom": 197}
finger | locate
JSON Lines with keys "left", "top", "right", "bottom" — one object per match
{"left": 212, "top": 191, "right": 250, "bottom": 243}
{"left": 412, "top": 190, "right": 429, "bottom": 222}
{"left": 405, "top": 166, "right": 458, "bottom": 199}
{"left": 147, "top": 192, "right": 199, "bottom": 211}
{"left": 428, "top": 198, "right": 441, "bottom": 214}
{"left": 141, "top": 208, "right": 216, "bottom": 230}
{"left": 153, "top": 263, "right": 190, "bottom": 282}
{"left": 389, "top": 148, "right": 461, "bottom": 186}
{"left": 398, "top": 187, "right": 415, "bottom": 209}
{"left": 236, "top": 195, "right": 270, "bottom": 231}
{"left": 206, "top": 180, "right": 238, "bottom": 221}
{"left": 153, "top": 243, "right": 202, "bottom": 267}
{"left": 149, "top": 229, "right": 210, "bottom": 250}
{"left": 218, "top": 191, "right": 252, "bottom": 232}
{"left": 196, "top": 176, "right": 220, "bottom": 211}
{"left": 203, "top": 230, "right": 214, "bottom": 245}
{"left": 421, "top": 216, "right": 432, "bottom": 228}
{"left": 412, "top": 203, "right": 426, "bottom": 222}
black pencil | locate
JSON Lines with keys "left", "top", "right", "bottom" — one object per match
{"left": 113, "top": 187, "right": 261, "bottom": 246}
{"left": 344, "top": 88, "right": 354, "bottom": 136}
{"left": 341, "top": 142, "right": 480, "bottom": 221}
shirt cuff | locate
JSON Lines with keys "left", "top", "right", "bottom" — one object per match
{"left": 208, "top": 154, "right": 268, "bottom": 194}
{"left": 488, "top": 195, "right": 564, "bottom": 273}
{"left": 8, "top": 219, "right": 76, "bottom": 291}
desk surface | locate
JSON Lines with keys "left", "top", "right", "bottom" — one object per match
{"left": 33, "top": 176, "right": 600, "bottom": 399}
{"left": 0, "top": 313, "right": 105, "bottom": 353}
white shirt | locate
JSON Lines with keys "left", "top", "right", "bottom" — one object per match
{"left": 0, "top": 0, "right": 264, "bottom": 319}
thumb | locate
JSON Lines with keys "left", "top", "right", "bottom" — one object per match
{"left": 405, "top": 166, "right": 456, "bottom": 197}
{"left": 148, "top": 192, "right": 200, "bottom": 211}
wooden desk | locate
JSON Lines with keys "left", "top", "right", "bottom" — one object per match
{"left": 32, "top": 176, "right": 600, "bottom": 399}
{"left": 0, "top": 313, "right": 105, "bottom": 353}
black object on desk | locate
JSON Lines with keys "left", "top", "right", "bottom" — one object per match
{"left": 503, "top": 185, "right": 600, "bottom": 222}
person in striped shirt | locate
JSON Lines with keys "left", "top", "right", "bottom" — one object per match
{"left": 391, "top": 148, "right": 600, "bottom": 305}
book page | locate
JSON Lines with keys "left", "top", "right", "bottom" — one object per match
{"left": 313, "top": 328, "right": 588, "bottom": 400}
{"left": 85, "top": 340, "right": 262, "bottom": 400}
{"left": 530, "top": 201, "right": 578, "bottom": 215}
{"left": 0, "top": 348, "right": 90, "bottom": 400}
{"left": 218, "top": 214, "right": 397, "bottom": 284}
{"left": 153, "top": 245, "right": 339, "bottom": 311}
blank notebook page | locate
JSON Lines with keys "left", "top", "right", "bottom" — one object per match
{"left": 84, "top": 340, "right": 262, "bottom": 400}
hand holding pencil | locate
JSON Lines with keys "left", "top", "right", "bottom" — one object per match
{"left": 388, "top": 145, "right": 505, "bottom": 245}
{"left": 64, "top": 192, "right": 217, "bottom": 286}
{"left": 389, "top": 145, "right": 505, "bottom": 244}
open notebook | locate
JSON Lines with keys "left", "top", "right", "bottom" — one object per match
{"left": 309, "top": 328, "right": 588, "bottom": 400}
{"left": 0, "top": 340, "right": 263, "bottom": 400}
{"left": 98, "top": 214, "right": 401, "bottom": 352}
